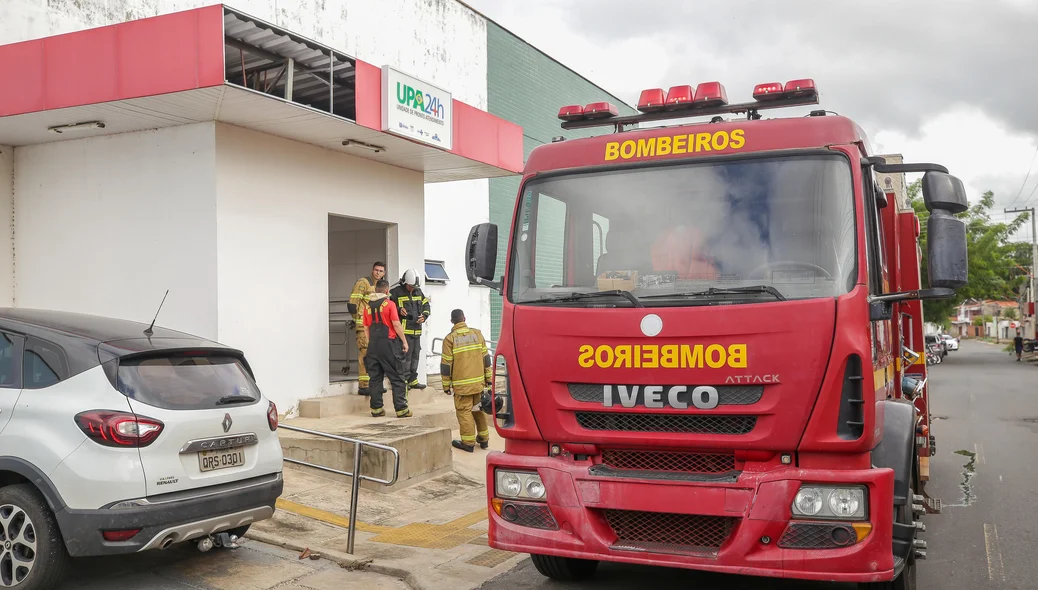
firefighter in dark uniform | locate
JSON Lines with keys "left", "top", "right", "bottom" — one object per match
{"left": 390, "top": 268, "right": 431, "bottom": 390}
{"left": 440, "top": 309, "right": 492, "bottom": 452}
{"left": 362, "top": 279, "right": 412, "bottom": 418}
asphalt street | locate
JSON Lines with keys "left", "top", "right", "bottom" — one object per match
{"left": 480, "top": 339, "right": 1035, "bottom": 590}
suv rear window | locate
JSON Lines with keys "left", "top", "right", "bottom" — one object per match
{"left": 115, "top": 353, "right": 260, "bottom": 410}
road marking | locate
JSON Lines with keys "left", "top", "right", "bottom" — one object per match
{"left": 975, "top": 443, "right": 986, "bottom": 464}
{"left": 1000, "top": 475, "right": 1004, "bottom": 482}
{"left": 984, "top": 523, "right": 1006, "bottom": 582}
{"left": 275, "top": 498, "right": 390, "bottom": 533}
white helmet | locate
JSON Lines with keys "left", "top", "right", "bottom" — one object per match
{"left": 402, "top": 268, "right": 420, "bottom": 287}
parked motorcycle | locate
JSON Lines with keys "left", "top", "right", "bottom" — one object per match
{"left": 925, "top": 343, "right": 943, "bottom": 366}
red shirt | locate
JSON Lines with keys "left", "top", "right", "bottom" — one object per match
{"left": 363, "top": 298, "right": 401, "bottom": 339}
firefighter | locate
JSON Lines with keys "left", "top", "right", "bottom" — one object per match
{"left": 390, "top": 268, "right": 431, "bottom": 390}
{"left": 349, "top": 261, "right": 386, "bottom": 395}
{"left": 362, "top": 279, "right": 412, "bottom": 417}
{"left": 440, "top": 309, "right": 492, "bottom": 452}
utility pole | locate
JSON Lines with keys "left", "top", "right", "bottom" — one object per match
{"left": 1006, "top": 206, "right": 1036, "bottom": 338}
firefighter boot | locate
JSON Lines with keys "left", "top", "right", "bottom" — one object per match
{"left": 452, "top": 440, "right": 475, "bottom": 453}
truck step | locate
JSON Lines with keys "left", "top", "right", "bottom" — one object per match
{"left": 923, "top": 497, "right": 942, "bottom": 514}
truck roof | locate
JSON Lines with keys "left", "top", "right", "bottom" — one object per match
{"left": 525, "top": 114, "right": 871, "bottom": 176}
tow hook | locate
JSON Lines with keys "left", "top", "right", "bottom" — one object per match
{"left": 196, "top": 532, "right": 241, "bottom": 552}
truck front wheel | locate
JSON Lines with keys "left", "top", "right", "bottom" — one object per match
{"left": 530, "top": 554, "right": 598, "bottom": 581}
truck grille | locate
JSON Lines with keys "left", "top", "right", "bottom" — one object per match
{"left": 604, "top": 510, "right": 736, "bottom": 556}
{"left": 568, "top": 384, "right": 762, "bottom": 406}
{"left": 601, "top": 450, "right": 736, "bottom": 473}
{"left": 576, "top": 412, "right": 756, "bottom": 434}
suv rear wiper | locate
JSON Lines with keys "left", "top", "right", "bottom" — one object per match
{"left": 523, "top": 289, "right": 644, "bottom": 308}
{"left": 216, "top": 395, "right": 256, "bottom": 406}
{"left": 639, "top": 285, "right": 787, "bottom": 302}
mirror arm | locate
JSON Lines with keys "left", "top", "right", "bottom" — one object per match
{"left": 870, "top": 288, "right": 956, "bottom": 303}
{"left": 475, "top": 277, "right": 503, "bottom": 292}
{"left": 866, "top": 158, "right": 949, "bottom": 174}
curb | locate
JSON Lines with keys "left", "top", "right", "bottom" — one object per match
{"left": 245, "top": 529, "right": 426, "bottom": 590}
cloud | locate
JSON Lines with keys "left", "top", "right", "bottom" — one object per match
{"left": 465, "top": 0, "right": 1038, "bottom": 227}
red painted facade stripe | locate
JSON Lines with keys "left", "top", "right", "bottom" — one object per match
{"left": 0, "top": 5, "right": 224, "bottom": 117}
{"left": 452, "top": 100, "right": 524, "bottom": 173}
{"left": 354, "top": 59, "right": 383, "bottom": 130}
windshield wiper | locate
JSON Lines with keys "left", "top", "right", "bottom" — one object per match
{"left": 639, "top": 285, "right": 787, "bottom": 302}
{"left": 216, "top": 395, "right": 256, "bottom": 406}
{"left": 523, "top": 289, "right": 644, "bottom": 308}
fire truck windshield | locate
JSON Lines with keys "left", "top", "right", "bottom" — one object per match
{"left": 509, "top": 153, "right": 857, "bottom": 307}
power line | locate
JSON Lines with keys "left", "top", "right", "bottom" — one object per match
{"left": 1009, "top": 143, "right": 1038, "bottom": 208}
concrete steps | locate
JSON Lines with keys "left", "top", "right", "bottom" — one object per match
{"left": 280, "top": 383, "right": 462, "bottom": 492}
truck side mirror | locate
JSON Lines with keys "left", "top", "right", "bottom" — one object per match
{"left": 922, "top": 171, "right": 968, "bottom": 214}
{"left": 466, "top": 223, "right": 500, "bottom": 289}
{"left": 927, "top": 210, "right": 968, "bottom": 290}
{"left": 921, "top": 171, "right": 968, "bottom": 291}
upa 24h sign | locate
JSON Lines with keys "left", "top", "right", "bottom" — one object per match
{"left": 381, "top": 65, "right": 452, "bottom": 150}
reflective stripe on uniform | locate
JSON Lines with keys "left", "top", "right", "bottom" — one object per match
{"left": 452, "top": 344, "right": 483, "bottom": 354}
{"left": 441, "top": 354, "right": 453, "bottom": 362}
{"left": 452, "top": 375, "right": 485, "bottom": 386}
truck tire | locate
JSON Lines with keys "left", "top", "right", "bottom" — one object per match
{"left": 859, "top": 494, "right": 918, "bottom": 590}
{"left": 530, "top": 554, "right": 598, "bottom": 581}
{"left": 0, "top": 483, "right": 71, "bottom": 589}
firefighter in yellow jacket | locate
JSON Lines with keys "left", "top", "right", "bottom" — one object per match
{"left": 349, "top": 261, "right": 385, "bottom": 395}
{"left": 440, "top": 309, "right": 492, "bottom": 452}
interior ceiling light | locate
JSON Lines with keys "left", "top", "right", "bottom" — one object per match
{"left": 341, "top": 139, "right": 385, "bottom": 153}
{"left": 48, "top": 121, "right": 106, "bottom": 134}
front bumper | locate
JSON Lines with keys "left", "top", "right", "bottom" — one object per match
{"left": 55, "top": 472, "right": 283, "bottom": 557}
{"left": 486, "top": 453, "right": 896, "bottom": 583}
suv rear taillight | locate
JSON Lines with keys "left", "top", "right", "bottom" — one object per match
{"left": 74, "top": 411, "right": 164, "bottom": 447}
{"left": 267, "top": 401, "right": 279, "bottom": 431}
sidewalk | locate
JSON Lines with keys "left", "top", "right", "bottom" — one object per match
{"left": 248, "top": 409, "right": 523, "bottom": 590}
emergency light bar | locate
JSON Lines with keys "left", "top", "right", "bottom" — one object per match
{"left": 560, "top": 78, "right": 819, "bottom": 131}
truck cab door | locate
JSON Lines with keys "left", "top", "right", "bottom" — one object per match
{"left": 0, "top": 332, "right": 23, "bottom": 435}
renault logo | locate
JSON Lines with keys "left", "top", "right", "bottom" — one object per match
{"left": 222, "top": 413, "right": 233, "bottom": 433}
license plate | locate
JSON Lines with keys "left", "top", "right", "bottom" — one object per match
{"left": 198, "top": 447, "right": 246, "bottom": 472}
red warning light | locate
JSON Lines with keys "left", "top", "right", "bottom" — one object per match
{"left": 637, "top": 88, "right": 666, "bottom": 113}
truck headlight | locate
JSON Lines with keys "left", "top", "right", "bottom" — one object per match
{"left": 792, "top": 485, "right": 867, "bottom": 520}
{"left": 495, "top": 470, "right": 546, "bottom": 502}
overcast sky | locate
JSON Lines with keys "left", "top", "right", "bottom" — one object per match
{"left": 465, "top": 0, "right": 1038, "bottom": 239}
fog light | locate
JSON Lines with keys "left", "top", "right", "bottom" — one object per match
{"left": 830, "top": 526, "right": 854, "bottom": 546}
{"left": 780, "top": 453, "right": 793, "bottom": 465}
{"left": 502, "top": 503, "right": 519, "bottom": 522}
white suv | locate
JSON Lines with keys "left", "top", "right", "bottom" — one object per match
{"left": 0, "top": 309, "right": 284, "bottom": 588}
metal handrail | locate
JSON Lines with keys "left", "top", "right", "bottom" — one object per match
{"left": 278, "top": 424, "right": 400, "bottom": 554}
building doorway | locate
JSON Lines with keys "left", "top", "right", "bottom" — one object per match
{"left": 329, "top": 215, "right": 390, "bottom": 383}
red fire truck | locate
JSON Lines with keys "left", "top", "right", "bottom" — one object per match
{"left": 464, "top": 79, "right": 967, "bottom": 589}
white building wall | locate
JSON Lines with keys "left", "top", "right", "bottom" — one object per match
{"left": 422, "top": 179, "right": 492, "bottom": 372}
{"left": 12, "top": 124, "right": 219, "bottom": 338}
{"left": 1, "top": 0, "right": 495, "bottom": 405}
{"left": 214, "top": 123, "right": 425, "bottom": 414}
{"left": 0, "top": 146, "right": 12, "bottom": 306}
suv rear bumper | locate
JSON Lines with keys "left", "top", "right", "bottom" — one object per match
{"left": 487, "top": 453, "right": 898, "bottom": 584}
{"left": 55, "top": 472, "right": 283, "bottom": 557}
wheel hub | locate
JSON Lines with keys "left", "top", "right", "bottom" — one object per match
{"left": 0, "top": 503, "right": 37, "bottom": 587}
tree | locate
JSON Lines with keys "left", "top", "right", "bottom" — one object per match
{"left": 907, "top": 180, "right": 1029, "bottom": 325}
